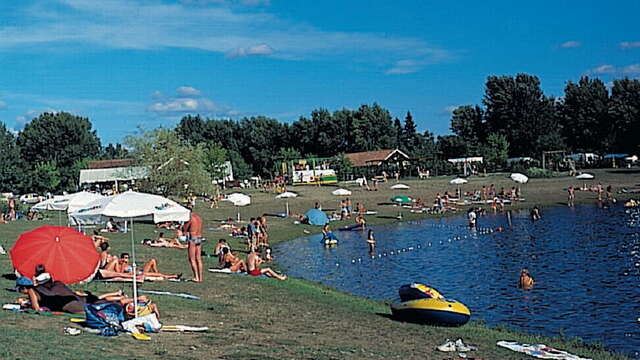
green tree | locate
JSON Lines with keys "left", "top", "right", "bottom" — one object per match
{"left": 609, "top": 78, "right": 640, "bottom": 153}
{"left": 437, "top": 135, "right": 467, "bottom": 159}
{"left": 351, "top": 103, "right": 396, "bottom": 151}
{"left": 393, "top": 117, "right": 403, "bottom": 149}
{"left": 479, "top": 133, "right": 509, "bottom": 171}
{"left": 17, "top": 112, "right": 100, "bottom": 191}
{"left": 329, "top": 153, "right": 353, "bottom": 180}
{"left": 0, "top": 122, "right": 23, "bottom": 192}
{"left": 125, "top": 128, "right": 213, "bottom": 197}
{"left": 102, "top": 143, "right": 129, "bottom": 159}
{"left": 450, "top": 105, "right": 484, "bottom": 154}
{"left": 28, "top": 162, "right": 61, "bottom": 193}
{"left": 203, "top": 119, "right": 242, "bottom": 154}
{"left": 560, "top": 77, "right": 610, "bottom": 152}
{"left": 175, "top": 115, "right": 207, "bottom": 145}
{"left": 203, "top": 144, "right": 228, "bottom": 181}
{"left": 227, "top": 150, "right": 253, "bottom": 180}
{"left": 237, "top": 116, "right": 289, "bottom": 176}
{"left": 483, "top": 74, "right": 558, "bottom": 156}
{"left": 402, "top": 111, "right": 422, "bottom": 155}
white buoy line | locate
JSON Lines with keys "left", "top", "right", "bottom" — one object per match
{"left": 347, "top": 227, "right": 496, "bottom": 265}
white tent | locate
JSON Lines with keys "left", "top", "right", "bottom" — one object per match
{"left": 68, "top": 191, "right": 190, "bottom": 225}
{"left": 31, "top": 196, "right": 69, "bottom": 211}
{"left": 32, "top": 191, "right": 104, "bottom": 212}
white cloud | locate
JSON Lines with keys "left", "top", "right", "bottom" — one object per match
{"left": 176, "top": 86, "right": 202, "bottom": 97}
{"left": 0, "top": 100, "right": 7, "bottom": 110}
{"left": 586, "top": 63, "right": 640, "bottom": 76}
{"left": 560, "top": 41, "right": 581, "bottom": 48}
{"left": 148, "top": 86, "right": 236, "bottom": 117}
{"left": 14, "top": 109, "right": 58, "bottom": 130}
{"left": 386, "top": 59, "right": 422, "bottom": 75}
{"left": 0, "top": 0, "right": 450, "bottom": 72}
{"left": 226, "top": 43, "right": 274, "bottom": 58}
{"left": 444, "top": 105, "right": 459, "bottom": 114}
{"left": 620, "top": 41, "right": 640, "bottom": 49}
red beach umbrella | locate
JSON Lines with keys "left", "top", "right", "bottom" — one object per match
{"left": 10, "top": 226, "right": 100, "bottom": 284}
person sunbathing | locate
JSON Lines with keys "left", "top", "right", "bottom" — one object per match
{"left": 103, "top": 253, "right": 181, "bottom": 280}
{"left": 98, "top": 242, "right": 117, "bottom": 269}
{"left": 15, "top": 273, "right": 126, "bottom": 314}
{"left": 246, "top": 249, "right": 286, "bottom": 280}
{"left": 214, "top": 239, "right": 231, "bottom": 266}
{"left": 142, "top": 232, "right": 188, "bottom": 249}
{"left": 221, "top": 247, "right": 246, "bottom": 272}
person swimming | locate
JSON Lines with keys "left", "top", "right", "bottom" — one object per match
{"left": 518, "top": 268, "right": 534, "bottom": 289}
{"left": 530, "top": 206, "right": 541, "bottom": 221}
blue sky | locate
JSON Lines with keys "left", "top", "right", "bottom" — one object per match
{"left": 0, "top": 0, "right": 638, "bottom": 144}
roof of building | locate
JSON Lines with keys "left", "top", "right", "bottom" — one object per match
{"left": 344, "top": 149, "right": 410, "bottom": 167}
{"left": 79, "top": 166, "right": 149, "bottom": 184}
{"left": 87, "top": 159, "right": 135, "bottom": 169}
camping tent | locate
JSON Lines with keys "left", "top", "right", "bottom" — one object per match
{"left": 305, "top": 209, "right": 329, "bottom": 226}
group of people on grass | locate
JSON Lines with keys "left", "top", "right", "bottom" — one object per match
{"left": 14, "top": 264, "right": 159, "bottom": 318}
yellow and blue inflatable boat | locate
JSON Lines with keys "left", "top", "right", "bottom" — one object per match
{"left": 391, "top": 283, "right": 470, "bottom": 326}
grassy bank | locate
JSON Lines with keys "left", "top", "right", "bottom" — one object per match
{"left": 0, "top": 169, "right": 637, "bottom": 359}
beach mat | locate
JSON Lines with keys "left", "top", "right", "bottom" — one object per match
{"left": 497, "top": 341, "right": 592, "bottom": 360}
{"left": 161, "top": 325, "right": 209, "bottom": 332}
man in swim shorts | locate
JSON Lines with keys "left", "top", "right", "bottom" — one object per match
{"left": 246, "top": 249, "right": 286, "bottom": 280}
{"left": 183, "top": 210, "right": 204, "bottom": 282}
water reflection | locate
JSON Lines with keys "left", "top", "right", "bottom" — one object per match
{"left": 275, "top": 205, "right": 640, "bottom": 358}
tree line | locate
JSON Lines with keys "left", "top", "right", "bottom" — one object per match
{"left": 0, "top": 73, "right": 638, "bottom": 194}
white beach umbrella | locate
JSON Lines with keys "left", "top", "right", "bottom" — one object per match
{"left": 450, "top": 178, "right": 468, "bottom": 195}
{"left": 276, "top": 191, "right": 298, "bottom": 215}
{"left": 223, "top": 193, "right": 251, "bottom": 221}
{"left": 510, "top": 173, "right": 529, "bottom": 184}
{"left": 390, "top": 184, "right": 410, "bottom": 190}
{"left": 275, "top": 191, "right": 298, "bottom": 199}
{"left": 332, "top": 188, "right": 352, "bottom": 196}
{"left": 68, "top": 190, "right": 190, "bottom": 318}
{"left": 576, "top": 173, "right": 594, "bottom": 180}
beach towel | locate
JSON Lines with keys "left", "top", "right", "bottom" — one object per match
{"left": 208, "top": 268, "right": 245, "bottom": 275}
{"left": 139, "top": 289, "right": 200, "bottom": 300}
{"left": 161, "top": 325, "right": 209, "bottom": 332}
{"left": 496, "top": 341, "right": 592, "bottom": 360}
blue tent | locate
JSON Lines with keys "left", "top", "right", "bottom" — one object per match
{"left": 305, "top": 209, "right": 329, "bottom": 226}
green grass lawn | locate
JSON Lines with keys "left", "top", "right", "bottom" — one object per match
{"left": 0, "top": 169, "right": 636, "bottom": 359}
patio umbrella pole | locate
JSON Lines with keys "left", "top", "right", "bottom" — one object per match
{"left": 130, "top": 217, "right": 138, "bottom": 318}
{"left": 286, "top": 201, "right": 290, "bottom": 216}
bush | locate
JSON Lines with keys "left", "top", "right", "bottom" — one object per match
{"left": 526, "top": 167, "right": 559, "bottom": 178}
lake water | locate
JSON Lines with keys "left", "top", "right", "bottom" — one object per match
{"left": 275, "top": 204, "right": 640, "bottom": 358}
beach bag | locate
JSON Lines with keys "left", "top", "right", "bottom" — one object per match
{"left": 84, "top": 302, "right": 125, "bottom": 334}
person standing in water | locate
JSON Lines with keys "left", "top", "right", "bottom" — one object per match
{"left": 467, "top": 208, "right": 477, "bottom": 229}
{"left": 518, "top": 268, "right": 534, "bottom": 290}
{"left": 567, "top": 185, "right": 575, "bottom": 207}
{"left": 366, "top": 229, "right": 376, "bottom": 253}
